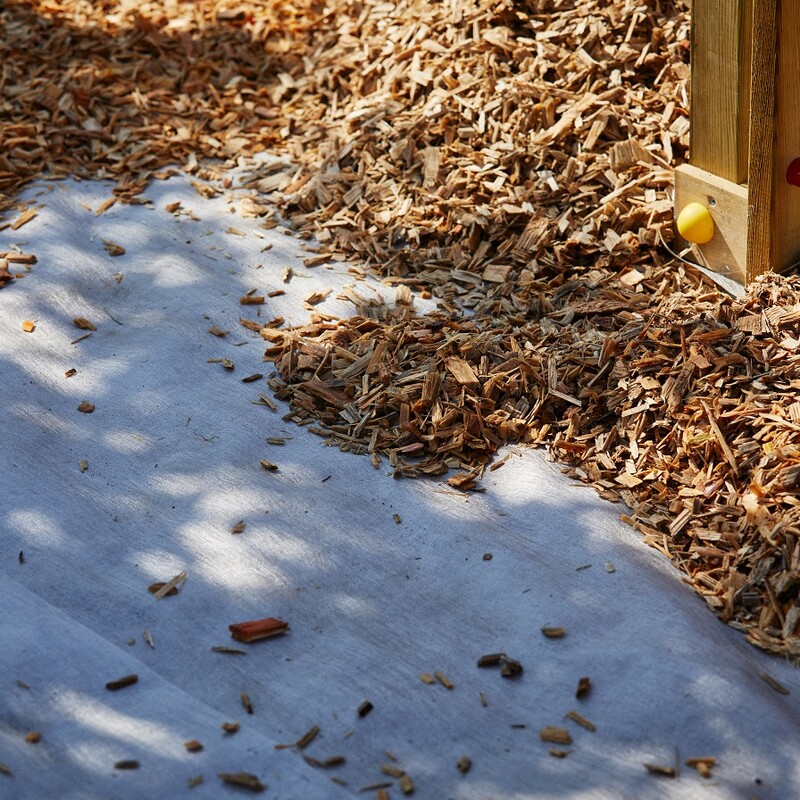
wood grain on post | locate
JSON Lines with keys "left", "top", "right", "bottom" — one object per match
{"left": 746, "top": 0, "right": 778, "bottom": 279}
{"left": 690, "top": 0, "right": 752, "bottom": 184}
{"left": 773, "top": 2, "right": 800, "bottom": 275}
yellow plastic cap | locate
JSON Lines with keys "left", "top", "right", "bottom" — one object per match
{"left": 677, "top": 202, "right": 715, "bottom": 245}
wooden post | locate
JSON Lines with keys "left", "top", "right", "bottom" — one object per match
{"left": 690, "top": 0, "right": 752, "bottom": 184}
{"left": 745, "top": 0, "right": 777, "bottom": 278}
{"left": 674, "top": 0, "right": 800, "bottom": 284}
{"left": 771, "top": 2, "right": 800, "bottom": 275}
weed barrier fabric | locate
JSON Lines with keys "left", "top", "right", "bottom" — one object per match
{"left": 6, "top": 0, "right": 800, "bottom": 658}
{"left": 1, "top": 176, "right": 800, "bottom": 799}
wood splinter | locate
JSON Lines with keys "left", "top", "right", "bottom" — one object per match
{"left": 229, "top": 617, "right": 289, "bottom": 643}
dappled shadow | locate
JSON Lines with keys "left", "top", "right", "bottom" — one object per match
{"left": 2, "top": 1, "right": 800, "bottom": 796}
{"left": 0, "top": 0, "right": 311, "bottom": 208}
{"left": 1, "top": 175, "right": 798, "bottom": 799}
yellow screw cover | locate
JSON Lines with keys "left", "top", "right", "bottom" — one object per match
{"left": 677, "top": 202, "right": 715, "bottom": 245}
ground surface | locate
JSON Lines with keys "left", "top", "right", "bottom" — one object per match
{"left": 2, "top": 175, "right": 800, "bottom": 800}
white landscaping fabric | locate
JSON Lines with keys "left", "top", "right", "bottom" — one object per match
{"left": 1, "top": 175, "right": 799, "bottom": 800}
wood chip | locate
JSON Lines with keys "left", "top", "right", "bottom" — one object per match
{"left": 434, "top": 671, "right": 454, "bottom": 690}
{"left": 24, "top": 732, "right": 41, "bottom": 744}
{"left": 500, "top": 657, "right": 523, "bottom": 678}
{"left": 229, "top": 617, "right": 289, "bottom": 643}
{"left": 218, "top": 772, "right": 265, "bottom": 792}
{"left": 357, "top": 700, "right": 373, "bottom": 718}
{"left": 255, "top": 392, "right": 277, "bottom": 411}
{"left": 686, "top": 757, "right": 716, "bottom": 778}
{"left": 73, "top": 317, "right": 96, "bottom": 331}
{"left": 184, "top": 740, "right": 203, "bottom": 753}
{"left": 456, "top": 756, "right": 471, "bottom": 774}
{"left": 294, "top": 724, "right": 320, "bottom": 750}
{"left": 445, "top": 357, "right": 479, "bottom": 389}
{"left": 759, "top": 672, "right": 791, "bottom": 696}
{"left": 259, "top": 459, "right": 279, "bottom": 472}
{"left": 11, "top": 208, "right": 37, "bottom": 230}
{"left": 576, "top": 677, "right": 591, "bottom": 699}
{"left": 240, "top": 296, "right": 265, "bottom": 305}
{"left": 304, "top": 289, "right": 332, "bottom": 307}
{"left": 398, "top": 775, "right": 414, "bottom": 794}
{"left": 221, "top": 722, "right": 240, "bottom": 734}
{"left": 231, "top": 520, "right": 247, "bottom": 535}
{"left": 541, "top": 627, "right": 566, "bottom": 639}
{"left": 148, "top": 581, "right": 179, "bottom": 597}
{"left": 241, "top": 692, "right": 253, "bottom": 714}
{"left": 102, "top": 240, "right": 125, "bottom": 256}
{"left": 302, "top": 754, "right": 346, "bottom": 769}
{"left": 539, "top": 727, "right": 572, "bottom": 745}
{"left": 419, "top": 673, "right": 435, "bottom": 685}
{"left": 77, "top": 402, "right": 94, "bottom": 413}
{"left": 644, "top": 763, "right": 677, "bottom": 778}
{"left": 477, "top": 653, "right": 505, "bottom": 668}
{"left": 21, "top": 320, "right": 35, "bottom": 333}
{"left": 211, "top": 646, "right": 247, "bottom": 656}
{"left": 208, "top": 326, "right": 228, "bottom": 337}
{"left": 188, "top": 775, "right": 204, "bottom": 788}
{"left": 114, "top": 760, "right": 140, "bottom": 770}
{"left": 566, "top": 710, "right": 596, "bottom": 732}
{"left": 95, "top": 198, "right": 116, "bottom": 215}
{"left": 208, "top": 357, "right": 235, "bottom": 370}
{"left": 152, "top": 571, "right": 187, "bottom": 599}
{"left": 105, "top": 674, "right": 138, "bottom": 691}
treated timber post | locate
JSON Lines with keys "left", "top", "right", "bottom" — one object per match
{"left": 674, "top": 0, "right": 800, "bottom": 284}
{"left": 690, "top": 0, "right": 751, "bottom": 184}
{"left": 758, "top": 0, "right": 800, "bottom": 278}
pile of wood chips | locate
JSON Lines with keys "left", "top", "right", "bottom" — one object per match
{"left": 4, "top": 0, "right": 800, "bottom": 659}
